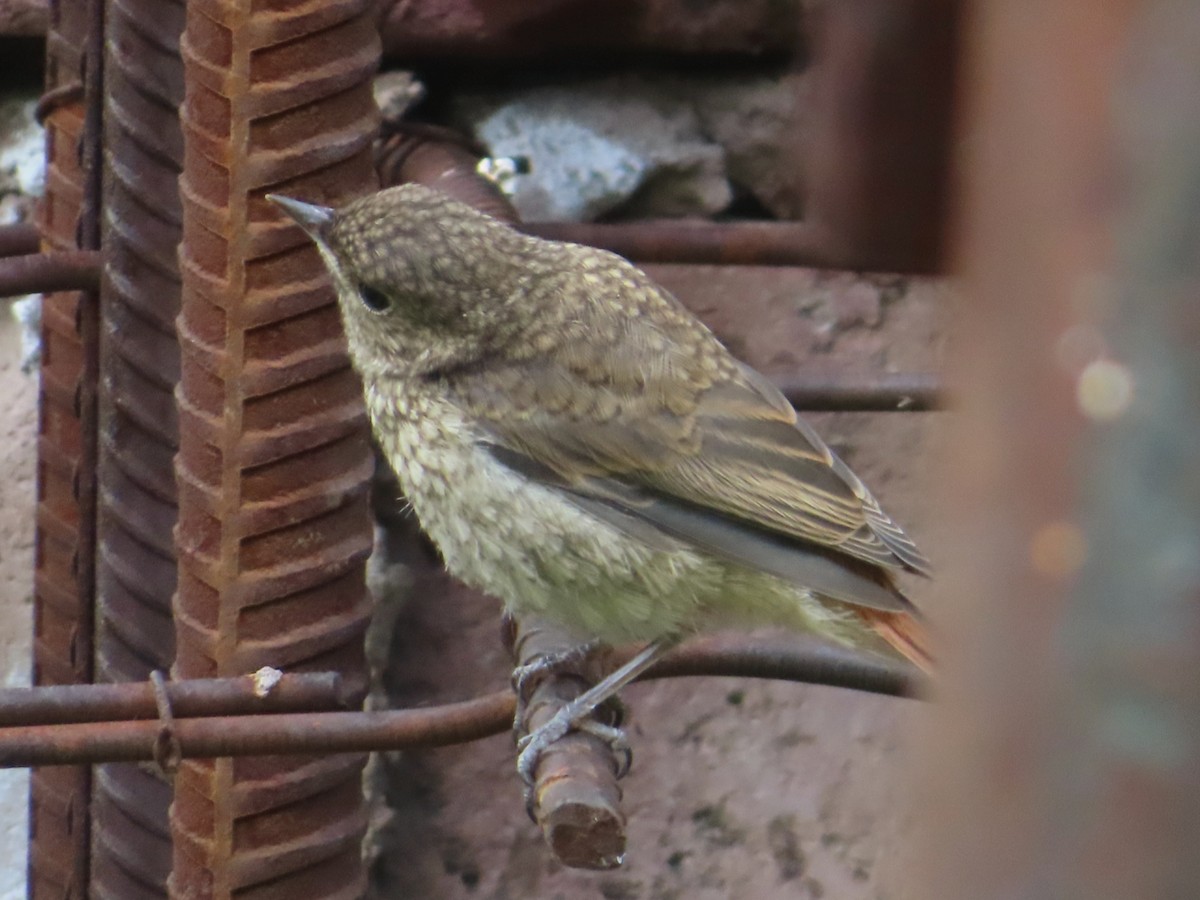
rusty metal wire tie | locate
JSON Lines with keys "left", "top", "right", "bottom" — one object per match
{"left": 34, "top": 81, "right": 85, "bottom": 126}
{"left": 149, "top": 670, "right": 181, "bottom": 775}
{"left": 0, "top": 637, "right": 921, "bottom": 769}
{"left": 0, "top": 251, "right": 102, "bottom": 297}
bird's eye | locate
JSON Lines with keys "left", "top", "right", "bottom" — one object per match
{"left": 359, "top": 283, "right": 390, "bottom": 312}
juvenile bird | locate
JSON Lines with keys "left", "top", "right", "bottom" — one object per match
{"left": 269, "top": 185, "right": 931, "bottom": 782}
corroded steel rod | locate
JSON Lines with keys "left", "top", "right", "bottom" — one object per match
{"left": 0, "top": 250, "right": 100, "bottom": 296}
{"left": 27, "top": 0, "right": 102, "bottom": 894}
{"left": 0, "top": 671, "right": 351, "bottom": 727}
{"left": 90, "top": 1, "right": 187, "bottom": 893}
{"left": 0, "top": 637, "right": 920, "bottom": 768}
{"left": 0, "top": 222, "right": 40, "bottom": 258}
{"left": 171, "top": 0, "right": 381, "bottom": 895}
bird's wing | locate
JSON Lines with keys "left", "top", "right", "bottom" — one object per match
{"left": 449, "top": 302, "right": 929, "bottom": 613}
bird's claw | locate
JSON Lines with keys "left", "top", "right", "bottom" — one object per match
{"left": 517, "top": 707, "right": 633, "bottom": 810}
{"left": 510, "top": 640, "right": 601, "bottom": 697}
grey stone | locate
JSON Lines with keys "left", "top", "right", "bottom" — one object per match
{"left": 454, "top": 80, "right": 731, "bottom": 222}
{"left": 451, "top": 70, "right": 806, "bottom": 223}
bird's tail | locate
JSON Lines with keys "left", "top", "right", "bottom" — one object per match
{"left": 856, "top": 607, "right": 934, "bottom": 675}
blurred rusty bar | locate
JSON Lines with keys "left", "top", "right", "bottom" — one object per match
{"left": 172, "top": 0, "right": 380, "bottom": 895}
{"left": 0, "top": 0, "right": 46, "bottom": 34}
{"left": 89, "top": 0, "right": 186, "bottom": 894}
{"left": 380, "top": 0, "right": 801, "bottom": 62}
{"left": 524, "top": 220, "right": 856, "bottom": 268}
{"left": 938, "top": 1, "right": 1200, "bottom": 898}
{"left": 775, "top": 371, "right": 945, "bottom": 411}
{"left": 805, "top": 0, "right": 961, "bottom": 273}
{"left": 27, "top": 0, "right": 101, "bottom": 895}
{"left": 0, "top": 672, "right": 351, "bottom": 727}
{"left": 0, "top": 634, "right": 920, "bottom": 768}
{"left": 649, "top": 633, "right": 919, "bottom": 696}
{"left": 0, "top": 222, "right": 41, "bottom": 257}
{"left": 0, "top": 250, "right": 101, "bottom": 296}
{"left": 376, "top": 128, "right": 517, "bottom": 224}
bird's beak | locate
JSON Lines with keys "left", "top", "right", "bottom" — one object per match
{"left": 267, "top": 194, "right": 335, "bottom": 239}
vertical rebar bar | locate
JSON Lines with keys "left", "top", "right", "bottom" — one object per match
{"left": 27, "top": 0, "right": 98, "bottom": 895}
{"left": 939, "top": 1, "right": 1200, "bottom": 897}
{"left": 171, "top": 1, "right": 379, "bottom": 896}
{"left": 89, "top": 0, "right": 186, "bottom": 895}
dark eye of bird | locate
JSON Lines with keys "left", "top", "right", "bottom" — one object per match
{"left": 359, "top": 283, "right": 390, "bottom": 312}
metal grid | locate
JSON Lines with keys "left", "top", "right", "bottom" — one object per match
{"left": 1, "top": 0, "right": 955, "bottom": 892}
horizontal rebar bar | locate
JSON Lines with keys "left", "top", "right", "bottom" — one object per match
{"left": 0, "top": 250, "right": 101, "bottom": 296}
{"left": 0, "top": 222, "right": 40, "bottom": 258}
{"left": 523, "top": 220, "right": 854, "bottom": 268}
{"left": 0, "top": 637, "right": 922, "bottom": 768}
{"left": 0, "top": 671, "right": 352, "bottom": 727}
{"left": 777, "top": 372, "right": 946, "bottom": 411}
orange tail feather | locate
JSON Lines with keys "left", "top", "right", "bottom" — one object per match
{"left": 857, "top": 608, "right": 934, "bottom": 675}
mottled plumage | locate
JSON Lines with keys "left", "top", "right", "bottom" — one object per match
{"left": 269, "top": 184, "right": 932, "bottom": 673}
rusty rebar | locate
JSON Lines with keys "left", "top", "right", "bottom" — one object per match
{"left": 172, "top": 0, "right": 380, "bottom": 895}
{"left": 376, "top": 128, "right": 517, "bottom": 224}
{"left": 937, "top": 3, "right": 1200, "bottom": 896}
{"left": 27, "top": 0, "right": 100, "bottom": 894}
{"left": 0, "top": 222, "right": 40, "bottom": 257}
{"left": 379, "top": 0, "right": 801, "bottom": 61}
{"left": 0, "top": 671, "right": 351, "bottom": 727}
{"left": 0, "top": 636, "right": 920, "bottom": 768}
{"left": 89, "top": 0, "right": 187, "bottom": 894}
{"left": 804, "top": 1, "right": 961, "bottom": 274}
{"left": 776, "top": 371, "right": 946, "bottom": 411}
{"left": 0, "top": 250, "right": 101, "bottom": 296}
{"left": 0, "top": 694, "right": 515, "bottom": 769}
{"left": 524, "top": 219, "right": 858, "bottom": 268}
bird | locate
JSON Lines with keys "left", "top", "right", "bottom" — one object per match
{"left": 268, "top": 184, "right": 932, "bottom": 785}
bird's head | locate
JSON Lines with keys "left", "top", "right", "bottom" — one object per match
{"left": 269, "top": 184, "right": 541, "bottom": 379}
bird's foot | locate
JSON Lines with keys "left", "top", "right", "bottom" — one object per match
{"left": 513, "top": 638, "right": 673, "bottom": 812}
{"left": 511, "top": 640, "right": 606, "bottom": 742}
{"left": 510, "top": 639, "right": 602, "bottom": 698}
{"left": 516, "top": 699, "right": 633, "bottom": 801}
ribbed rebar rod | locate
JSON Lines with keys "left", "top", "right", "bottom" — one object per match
{"left": 89, "top": 0, "right": 187, "bottom": 894}
{"left": 172, "top": 1, "right": 380, "bottom": 896}
{"left": 27, "top": 0, "right": 100, "bottom": 895}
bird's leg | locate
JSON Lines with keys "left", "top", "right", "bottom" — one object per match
{"left": 511, "top": 638, "right": 603, "bottom": 700}
{"left": 510, "top": 638, "right": 608, "bottom": 750}
{"left": 516, "top": 637, "right": 675, "bottom": 788}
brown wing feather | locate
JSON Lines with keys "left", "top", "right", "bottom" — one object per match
{"left": 449, "top": 271, "right": 930, "bottom": 614}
